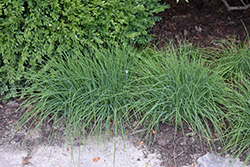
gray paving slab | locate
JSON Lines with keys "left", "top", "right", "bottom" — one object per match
{"left": 183, "top": 152, "right": 248, "bottom": 167}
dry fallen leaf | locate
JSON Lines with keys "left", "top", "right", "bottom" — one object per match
{"left": 22, "top": 157, "right": 31, "bottom": 165}
{"left": 138, "top": 141, "right": 143, "bottom": 146}
{"left": 6, "top": 120, "right": 14, "bottom": 125}
{"left": 93, "top": 157, "right": 100, "bottom": 162}
{"left": 22, "top": 158, "right": 29, "bottom": 164}
{"left": 0, "top": 104, "right": 4, "bottom": 108}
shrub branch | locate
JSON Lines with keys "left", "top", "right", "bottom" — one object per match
{"left": 221, "top": 0, "right": 250, "bottom": 11}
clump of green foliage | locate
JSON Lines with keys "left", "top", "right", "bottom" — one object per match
{"left": 13, "top": 44, "right": 145, "bottom": 161}
{"left": 222, "top": 76, "right": 250, "bottom": 167}
{"left": 210, "top": 37, "right": 250, "bottom": 82}
{"left": 207, "top": 36, "right": 250, "bottom": 166}
{"left": 0, "top": 0, "right": 168, "bottom": 100}
{"left": 135, "top": 44, "right": 231, "bottom": 145}
{"left": 11, "top": 41, "right": 247, "bottom": 166}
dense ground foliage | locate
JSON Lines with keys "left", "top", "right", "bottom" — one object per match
{"left": 10, "top": 39, "right": 250, "bottom": 166}
{"left": 1, "top": 0, "right": 250, "bottom": 166}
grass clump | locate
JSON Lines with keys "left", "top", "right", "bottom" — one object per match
{"left": 222, "top": 76, "right": 250, "bottom": 166}
{"left": 135, "top": 44, "right": 231, "bottom": 145}
{"left": 210, "top": 37, "right": 250, "bottom": 81}
{"left": 13, "top": 44, "right": 144, "bottom": 161}
{"left": 197, "top": 35, "right": 250, "bottom": 166}
{"left": 10, "top": 39, "right": 250, "bottom": 166}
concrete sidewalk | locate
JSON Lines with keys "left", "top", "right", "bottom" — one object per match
{"left": 0, "top": 135, "right": 162, "bottom": 167}
{"left": 0, "top": 134, "right": 248, "bottom": 167}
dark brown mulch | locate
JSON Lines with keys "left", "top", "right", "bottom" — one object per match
{"left": 151, "top": 0, "right": 250, "bottom": 49}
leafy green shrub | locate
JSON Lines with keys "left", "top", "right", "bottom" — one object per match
{"left": 136, "top": 44, "right": 231, "bottom": 142}
{"left": 0, "top": 0, "right": 168, "bottom": 99}
{"left": 13, "top": 44, "right": 144, "bottom": 152}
